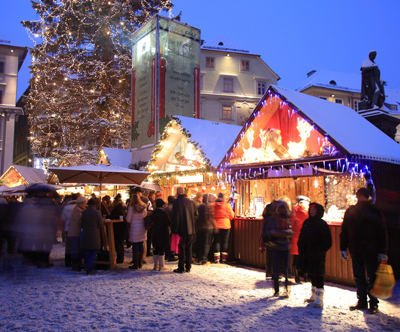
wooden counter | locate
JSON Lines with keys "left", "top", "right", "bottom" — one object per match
{"left": 98, "top": 219, "right": 123, "bottom": 270}
{"left": 232, "top": 217, "right": 355, "bottom": 286}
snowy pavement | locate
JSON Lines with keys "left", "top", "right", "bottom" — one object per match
{"left": 0, "top": 243, "right": 399, "bottom": 332}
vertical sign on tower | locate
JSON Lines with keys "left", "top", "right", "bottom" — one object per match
{"left": 131, "top": 15, "right": 200, "bottom": 149}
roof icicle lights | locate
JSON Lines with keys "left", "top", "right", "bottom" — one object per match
{"left": 226, "top": 92, "right": 339, "bottom": 165}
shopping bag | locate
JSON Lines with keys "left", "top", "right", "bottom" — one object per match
{"left": 370, "top": 263, "right": 395, "bottom": 299}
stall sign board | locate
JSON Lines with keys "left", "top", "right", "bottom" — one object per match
{"left": 177, "top": 174, "right": 204, "bottom": 184}
{"left": 268, "top": 165, "right": 313, "bottom": 178}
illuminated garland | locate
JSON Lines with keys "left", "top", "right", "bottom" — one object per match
{"left": 23, "top": 0, "right": 172, "bottom": 166}
{"left": 150, "top": 167, "right": 210, "bottom": 181}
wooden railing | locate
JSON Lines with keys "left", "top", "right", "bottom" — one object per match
{"left": 231, "top": 217, "right": 355, "bottom": 286}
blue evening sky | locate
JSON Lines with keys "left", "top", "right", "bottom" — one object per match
{"left": 2, "top": 0, "right": 399, "bottom": 100}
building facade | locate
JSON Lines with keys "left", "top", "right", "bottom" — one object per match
{"left": 0, "top": 34, "right": 27, "bottom": 174}
{"left": 200, "top": 36, "right": 280, "bottom": 126}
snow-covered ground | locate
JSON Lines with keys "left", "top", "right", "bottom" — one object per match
{"left": 1, "top": 243, "right": 399, "bottom": 332}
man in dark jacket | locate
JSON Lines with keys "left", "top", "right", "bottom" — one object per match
{"left": 340, "top": 187, "right": 388, "bottom": 314}
{"left": 81, "top": 198, "right": 103, "bottom": 274}
{"left": 171, "top": 187, "right": 198, "bottom": 273}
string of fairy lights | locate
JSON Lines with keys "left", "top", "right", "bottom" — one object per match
{"left": 23, "top": 0, "right": 172, "bottom": 166}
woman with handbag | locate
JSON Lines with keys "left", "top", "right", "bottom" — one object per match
{"left": 126, "top": 194, "right": 147, "bottom": 270}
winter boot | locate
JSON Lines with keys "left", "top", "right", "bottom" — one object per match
{"left": 158, "top": 255, "right": 169, "bottom": 271}
{"left": 129, "top": 252, "right": 139, "bottom": 270}
{"left": 293, "top": 267, "right": 300, "bottom": 283}
{"left": 313, "top": 288, "right": 324, "bottom": 307}
{"left": 281, "top": 278, "right": 290, "bottom": 298}
{"left": 221, "top": 252, "right": 228, "bottom": 264}
{"left": 153, "top": 255, "right": 159, "bottom": 270}
{"left": 214, "top": 253, "right": 220, "bottom": 264}
{"left": 273, "top": 280, "right": 280, "bottom": 297}
{"left": 138, "top": 252, "right": 145, "bottom": 269}
{"left": 305, "top": 286, "right": 316, "bottom": 303}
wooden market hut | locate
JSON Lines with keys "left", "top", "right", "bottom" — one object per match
{"left": 0, "top": 165, "right": 49, "bottom": 187}
{"left": 146, "top": 116, "right": 241, "bottom": 199}
{"left": 218, "top": 85, "right": 400, "bottom": 284}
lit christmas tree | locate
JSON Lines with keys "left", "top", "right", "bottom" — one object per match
{"left": 23, "top": 0, "right": 172, "bottom": 166}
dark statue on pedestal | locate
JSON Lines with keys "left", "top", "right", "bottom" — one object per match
{"left": 359, "top": 51, "right": 385, "bottom": 111}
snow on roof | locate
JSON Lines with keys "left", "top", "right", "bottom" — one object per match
{"left": 174, "top": 116, "right": 242, "bottom": 168}
{"left": 0, "top": 33, "right": 25, "bottom": 48}
{"left": 202, "top": 34, "right": 249, "bottom": 54}
{"left": 102, "top": 148, "right": 131, "bottom": 168}
{"left": 297, "top": 69, "right": 361, "bottom": 93}
{"left": 4, "top": 165, "right": 47, "bottom": 184}
{"left": 272, "top": 85, "right": 400, "bottom": 164}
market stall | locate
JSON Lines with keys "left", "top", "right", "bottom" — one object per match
{"left": 0, "top": 165, "right": 49, "bottom": 187}
{"left": 49, "top": 163, "right": 149, "bottom": 269}
{"left": 146, "top": 116, "right": 241, "bottom": 199}
{"left": 218, "top": 85, "right": 400, "bottom": 283}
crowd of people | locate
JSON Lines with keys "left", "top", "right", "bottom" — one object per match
{"left": 0, "top": 186, "right": 236, "bottom": 276}
{"left": 0, "top": 184, "right": 389, "bottom": 314}
{"left": 259, "top": 187, "right": 388, "bottom": 314}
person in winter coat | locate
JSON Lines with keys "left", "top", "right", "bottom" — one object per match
{"left": 195, "top": 194, "right": 216, "bottom": 266}
{"left": 109, "top": 196, "right": 127, "bottom": 264}
{"left": 340, "top": 187, "right": 388, "bottom": 314}
{"left": 171, "top": 187, "right": 198, "bottom": 273}
{"left": 259, "top": 201, "right": 275, "bottom": 278}
{"left": 61, "top": 194, "right": 78, "bottom": 267}
{"left": 67, "top": 196, "right": 87, "bottom": 271}
{"left": 265, "top": 200, "right": 293, "bottom": 297}
{"left": 291, "top": 196, "right": 310, "bottom": 283}
{"left": 151, "top": 198, "right": 171, "bottom": 271}
{"left": 297, "top": 203, "right": 332, "bottom": 307}
{"left": 165, "top": 195, "right": 178, "bottom": 261}
{"left": 134, "top": 187, "right": 153, "bottom": 262}
{"left": 81, "top": 198, "right": 103, "bottom": 274}
{"left": 193, "top": 192, "right": 203, "bottom": 208}
{"left": 211, "top": 192, "right": 234, "bottom": 264}
{"left": 126, "top": 194, "right": 147, "bottom": 270}
{"left": 0, "top": 197, "right": 11, "bottom": 257}
{"left": 101, "top": 195, "right": 111, "bottom": 218}
{"left": 15, "top": 194, "right": 58, "bottom": 268}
